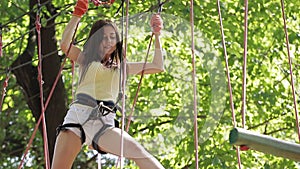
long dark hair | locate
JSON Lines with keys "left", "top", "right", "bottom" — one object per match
{"left": 79, "top": 19, "right": 123, "bottom": 83}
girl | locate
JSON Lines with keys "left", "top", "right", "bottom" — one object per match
{"left": 51, "top": 0, "right": 165, "bottom": 168}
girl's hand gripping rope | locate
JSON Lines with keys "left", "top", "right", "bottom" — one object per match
{"left": 150, "top": 14, "right": 163, "bottom": 35}
{"left": 72, "top": 0, "right": 89, "bottom": 18}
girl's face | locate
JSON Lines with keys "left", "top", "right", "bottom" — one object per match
{"left": 99, "top": 25, "right": 117, "bottom": 56}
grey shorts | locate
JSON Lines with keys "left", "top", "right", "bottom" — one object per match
{"left": 63, "top": 103, "right": 116, "bottom": 146}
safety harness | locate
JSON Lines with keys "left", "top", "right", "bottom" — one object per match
{"left": 56, "top": 93, "right": 119, "bottom": 153}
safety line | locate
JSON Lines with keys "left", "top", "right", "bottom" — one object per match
{"left": 280, "top": 0, "right": 300, "bottom": 142}
{"left": 216, "top": 0, "right": 241, "bottom": 168}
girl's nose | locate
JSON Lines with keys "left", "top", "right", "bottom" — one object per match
{"left": 104, "top": 37, "right": 112, "bottom": 43}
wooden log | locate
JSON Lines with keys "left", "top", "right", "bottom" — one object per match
{"left": 229, "top": 127, "right": 300, "bottom": 161}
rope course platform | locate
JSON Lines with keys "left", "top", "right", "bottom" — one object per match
{"left": 229, "top": 127, "right": 300, "bottom": 162}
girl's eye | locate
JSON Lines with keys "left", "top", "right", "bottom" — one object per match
{"left": 103, "top": 35, "right": 116, "bottom": 41}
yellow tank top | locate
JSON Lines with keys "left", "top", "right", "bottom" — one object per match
{"left": 76, "top": 62, "right": 120, "bottom": 102}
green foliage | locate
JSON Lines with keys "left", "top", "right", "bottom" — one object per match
{"left": 1, "top": 0, "right": 300, "bottom": 168}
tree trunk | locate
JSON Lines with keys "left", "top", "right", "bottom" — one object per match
{"left": 11, "top": 0, "right": 67, "bottom": 164}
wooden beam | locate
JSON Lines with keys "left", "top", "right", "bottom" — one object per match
{"left": 229, "top": 127, "right": 300, "bottom": 161}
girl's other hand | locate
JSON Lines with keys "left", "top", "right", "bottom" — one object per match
{"left": 150, "top": 14, "right": 163, "bottom": 35}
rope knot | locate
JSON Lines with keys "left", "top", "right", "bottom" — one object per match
{"left": 35, "top": 17, "right": 41, "bottom": 32}
{"left": 37, "top": 72, "right": 44, "bottom": 85}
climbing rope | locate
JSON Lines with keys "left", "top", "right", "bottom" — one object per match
{"left": 216, "top": 0, "right": 237, "bottom": 128}
{"left": 18, "top": 2, "right": 51, "bottom": 168}
{"left": 35, "top": 1, "right": 50, "bottom": 168}
{"left": 125, "top": 34, "right": 154, "bottom": 131}
{"left": 280, "top": 0, "right": 300, "bottom": 142}
{"left": 216, "top": 0, "right": 242, "bottom": 168}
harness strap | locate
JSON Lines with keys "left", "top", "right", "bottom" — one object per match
{"left": 73, "top": 93, "right": 120, "bottom": 114}
{"left": 92, "top": 124, "right": 113, "bottom": 154}
{"left": 56, "top": 123, "right": 86, "bottom": 144}
{"left": 74, "top": 93, "right": 115, "bottom": 107}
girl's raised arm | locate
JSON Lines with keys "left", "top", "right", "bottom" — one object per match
{"left": 60, "top": 0, "right": 89, "bottom": 62}
{"left": 127, "top": 14, "right": 164, "bottom": 75}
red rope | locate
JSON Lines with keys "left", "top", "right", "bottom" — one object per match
{"left": 18, "top": 6, "right": 51, "bottom": 168}
{"left": 280, "top": 0, "right": 300, "bottom": 142}
{"left": 217, "top": 0, "right": 242, "bottom": 168}
{"left": 217, "top": 0, "right": 237, "bottom": 128}
{"left": 125, "top": 33, "right": 154, "bottom": 132}
{"left": 35, "top": 8, "right": 51, "bottom": 168}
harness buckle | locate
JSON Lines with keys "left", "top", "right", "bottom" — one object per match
{"left": 87, "top": 102, "right": 115, "bottom": 121}
{"left": 98, "top": 102, "right": 115, "bottom": 116}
